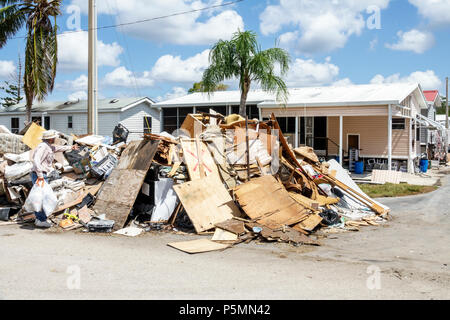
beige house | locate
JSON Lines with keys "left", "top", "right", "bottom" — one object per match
{"left": 156, "top": 82, "right": 435, "bottom": 173}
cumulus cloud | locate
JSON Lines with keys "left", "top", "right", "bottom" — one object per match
{"left": 103, "top": 49, "right": 210, "bottom": 88}
{"left": 103, "top": 66, "right": 155, "bottom": 88}
{"left": 385, "top": 29, "right": 435, "bottom": 53}
{"left": 69, "top": 0, "right": 244, "bottom": 45}
{"left": 285, "top": 57, "right": 341, "bottom": 87}
{"left": 0, "top": 60, "right": 15, "bottom": 78}
{"left": 370, "top": 70, "right": 442, "bottom": 90}
{"left": 68, "top": 90, "right": 87, "bottom": 101}
{"left": 56, "top": 74, "right": 88, "bottom": 91}
{"left": 156, "top": 87, "right": 188, "bottom": 102}
{"left": 260, "top": 0, "right": 390, "bottom": 54}
{"left": 409, "top": 0, "right": 450, "bottom": 26}
{"left": 58, "top": 31, "right": 123, "bottom": 71}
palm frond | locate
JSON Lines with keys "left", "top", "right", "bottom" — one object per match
{"left": 0, "top": 4, "right": 27, "bottom": 48}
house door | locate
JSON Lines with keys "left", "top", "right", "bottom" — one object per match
{"left": 348, "top": 134, "right": 359, "bottom": 153}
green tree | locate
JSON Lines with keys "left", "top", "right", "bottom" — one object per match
{"left": 0, "top": 54, "right": 23, "bottom": 108}
{"left": 0, "top": 80, "right": 23, "bottom": 107}
{"left": 0, "top": 0, "right": 61, "bottom": 122}
{"left": 188, "top": 81, "right": 229, "bottom": 94}
{"left": 202, "top": 30, "right": 290, "bottom": 116}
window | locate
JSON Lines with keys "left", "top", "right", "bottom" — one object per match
{"left": 11, "top": 118, "right": 19, "bottom": 134}
{"left": 32, "top": 116, "right": 41, "bottom": 126}
{"left": 68, "top": 116, "right": 73, "bottom": 129}
{"left": 143, "top": 116, "right": 152, "bottom": 134}
{"left": 231, "top": 105, "right": 260, "bottom": 119}
{"left": 44, "top": 116, "right": 50, "bottom": 130}
{"left": 162, "top": 107, "right": 194, "bottom": 133}
{"left": 392, "top": 118, "right": 405, "bottom": 130}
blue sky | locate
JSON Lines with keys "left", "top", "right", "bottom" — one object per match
{"left": 0, "top": 0, "right": 449, "bottom": 103}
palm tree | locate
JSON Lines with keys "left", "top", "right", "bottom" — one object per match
{"left": 0, "top": 0, "right": 61, "bottom": 123}
{"left": 202, "top": 30, "right": 290, "bottom": 117}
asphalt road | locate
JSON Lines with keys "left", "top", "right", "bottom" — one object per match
{"left": 0, "top": 174, "right": 449, "bottom": 300}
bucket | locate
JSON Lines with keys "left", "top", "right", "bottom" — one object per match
{"left": 419, "top": 159, "right": 429, "bottom": 173}
{"left": 354, "top": 161, "right": 364, "bottom": 174}
{"left": 335, "top": 156, "right": 340, "bottom": 163}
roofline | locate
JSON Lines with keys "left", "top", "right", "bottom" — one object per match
{"left": 120, "top": 97, "right": 156, "bottom": 112}
{"left": 258, "top": 100, "right": 396, "bottom": 108}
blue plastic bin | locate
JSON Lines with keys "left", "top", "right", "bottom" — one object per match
{"left": 419, "top": 159, "right": 428, "bottom": 173}
{"left": 354, "top": 161, "right": 364, "bottom": 174}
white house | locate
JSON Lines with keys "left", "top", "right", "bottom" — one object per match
{"left": 0, "top": 97, "right": 161, "bottom": 141}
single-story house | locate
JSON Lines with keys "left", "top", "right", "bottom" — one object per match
{"left": 420, "top": 90, "right": 442, "bottom": 152}
{"left": 156, "top": 82, "right": 444, "bottom": 173}
{"left": 0, "top": 97, "right": 160, "bottom": 141}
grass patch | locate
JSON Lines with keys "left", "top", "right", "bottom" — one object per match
{"left": 357, "top": 183, "right": 438, "bottom": 198}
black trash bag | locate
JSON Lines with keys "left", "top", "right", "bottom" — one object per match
{"left": 112, "top": 124, "right": 129, "bottom": 144}
{"left": 319, "top": 209, "right": 341, "bottom": 226}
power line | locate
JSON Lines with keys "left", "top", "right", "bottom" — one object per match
{"left": 8, "top": 0, "right": 245, "bottom": 40}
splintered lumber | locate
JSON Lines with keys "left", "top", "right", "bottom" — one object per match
{"left": 234, "top": 175, "right": 310, "bottom": 229}
{"left": 173, "top": 175, "right": 242, "bottom": 233}
{"left": 246, "top": 222, "right": 320, "bottom": 246}
{"left": 180, "top": 114, "right": 207, "bottom": 138}
{"left": 288, "top": 192, "right": 320, "bottom": 211}
{"left": 215, "top": 219, "right": 246, "bottom": 235}
{"left": 167, "top": 238, "right": 230, "bottom": 254}
{"left": 294, "top": 214, "right": 323, "bottom": 232}
{"left": 180, "top": 139, "right": 220, "bottom": 181}
{"left": 93, "top": 139, "right": 159, "bottom": 230}
{"left": 312, "top": 164, "right": 388, "bottom": 215}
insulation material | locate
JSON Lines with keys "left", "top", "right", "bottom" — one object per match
{"left": 4, "top": 162, "right": 33, "bottom": 181}
{"left": 4, "top": 151, "right": 31, "bottom": 163}
{"left": 0, "top": 133, "right": 29, "bottom": 154}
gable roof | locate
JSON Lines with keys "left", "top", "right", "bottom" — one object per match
{"left": 0, "top": 97, "right": 155, "bottom": 114}
{"left": 423, "top": 90, "right": 439, "bottom": 102}
{"left": 156, "top": 82, "right": 425, "bottom": 108}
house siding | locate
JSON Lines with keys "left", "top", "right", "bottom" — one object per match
{"left": 119, "top": 102, "right": 161, "bottom": 141}
{"left": 47, "top": 112, "right": 120, "bottom": 137}
{"left": 327, "top": 116, "right": 410, "bottom": 158}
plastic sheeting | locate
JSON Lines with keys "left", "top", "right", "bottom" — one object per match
{"left": 150, "top": 178, "right": 179, "bottom": 222}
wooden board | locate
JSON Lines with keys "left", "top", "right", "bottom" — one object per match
{"left": 22, "top": 122, "right": 45, "bottom": 149}
{"left": 371, "top": 170, "right": 401, "bottom": 184}
{"left": 180, "top": 139, "right": 220, "bottom": 181}
{"left": 180, "top": 114, "right": 206, "bottom": 138}
{"left": 92, "top": 140, "right": 159, "bottom": 230}
{"left": 211, "top": 228, "right": 238, "bottom": 242}
{"left": 234, "top": 175, "right": 309, "bottom": 229}
{"left": 167, "top": 238, "right": 230, "bottom": 254}
{"left": 173, "top": 175, "right": 241, "bottom": 233}
{"left": 215, "top": 219, "right": 246, "bottom": 235}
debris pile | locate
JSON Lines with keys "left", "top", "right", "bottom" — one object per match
{"left": 0, "top": 114, "right": 390, "bottom": 254}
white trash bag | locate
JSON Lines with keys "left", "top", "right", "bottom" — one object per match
{"left": 24, "top": 181, "right": 58, "bottom": 216}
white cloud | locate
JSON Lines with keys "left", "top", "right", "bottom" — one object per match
{"left": 369, "top": 37, "right": 378, "bottom": 50}
{"left": 68, "top": 90, "right": 87, "bottom": 101}
{"left": 57, "top": 74, "right": 88, "bottom": 91}
{"left": 333, "top": 78, "right": 354, "bottom": 86}
{"left": 385, "top": 29, "right": 435, "bottom": 53}
{"left": 260, "top": 0, "right": 390, "bottom": 54}
{"left": 370, "top": 70, "right": 442, "bottom": 90}
{"left": 69, "top": 0, "right": 244, "bottom": 45}
{"left": 103, "top": 49, "right": 210, "bottom": 88}
{"left": 0, "top": 60, "right": 15, "bottom": 78}
{"left": 103, "top": 66, "right": 154, "bottom": 88}
{"left": 285, "top": 57, "right": 340, "bottom": 87}
{"left": 151, "top": 50, "right": 210, "bottom": 83}
{"left": 58, "top": 31, "right": 123, "bottom": 71}
{"left": 156, "top": 87, "right": 188, "bottom": 102}
{"left": 409, "top": 0, "right": 450, "bottom": 25}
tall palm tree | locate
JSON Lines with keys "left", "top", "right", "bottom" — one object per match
{"left": 0, "top": 0, "right": 61, "bottom": 123}
{"left": 202, "top": 30, "right": 290, "bottom": 117}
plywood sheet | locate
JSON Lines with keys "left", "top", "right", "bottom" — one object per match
{"left": 93, "top": 140, "right": 159, "bottom": 229}
{"left": 371, "top": 169, "right": 401, "bottom": 184}
{"left": 234, "top": 175, "right": 309, "bottom": 229}
{"left": 167, "top": 238, "right": 230, "bottom": 254}
{"left": 180, "top": 139, "right": 220, "bottom": 181}
{"left": 22, "top": 123, "right": 45, "bottom": 149}
{"left": 294, "top": 214, "right": 323, "bottom": 232}
{"left": 173, "top": 175, "right": 241, "bottom": 233}
{"left": 211, "top": 228, "right": 238, "bottom": 242}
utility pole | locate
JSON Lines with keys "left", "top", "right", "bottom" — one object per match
{"left": 446, "top": 77, "right": 448, "bottom": 163}
{"left": 88, "top": 0, "right": 98, "bottom": 135}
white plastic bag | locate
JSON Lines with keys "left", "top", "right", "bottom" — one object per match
{"left": 24, "top": 181, "right": 58, "bottom": 216}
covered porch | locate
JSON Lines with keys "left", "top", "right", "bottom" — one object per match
{"left": 260, "top": 103, "right": 417, "bottom": 173}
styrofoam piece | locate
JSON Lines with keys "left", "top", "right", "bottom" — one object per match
{"left": 114, "top": 226, "right": 143, "bottom": 237}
